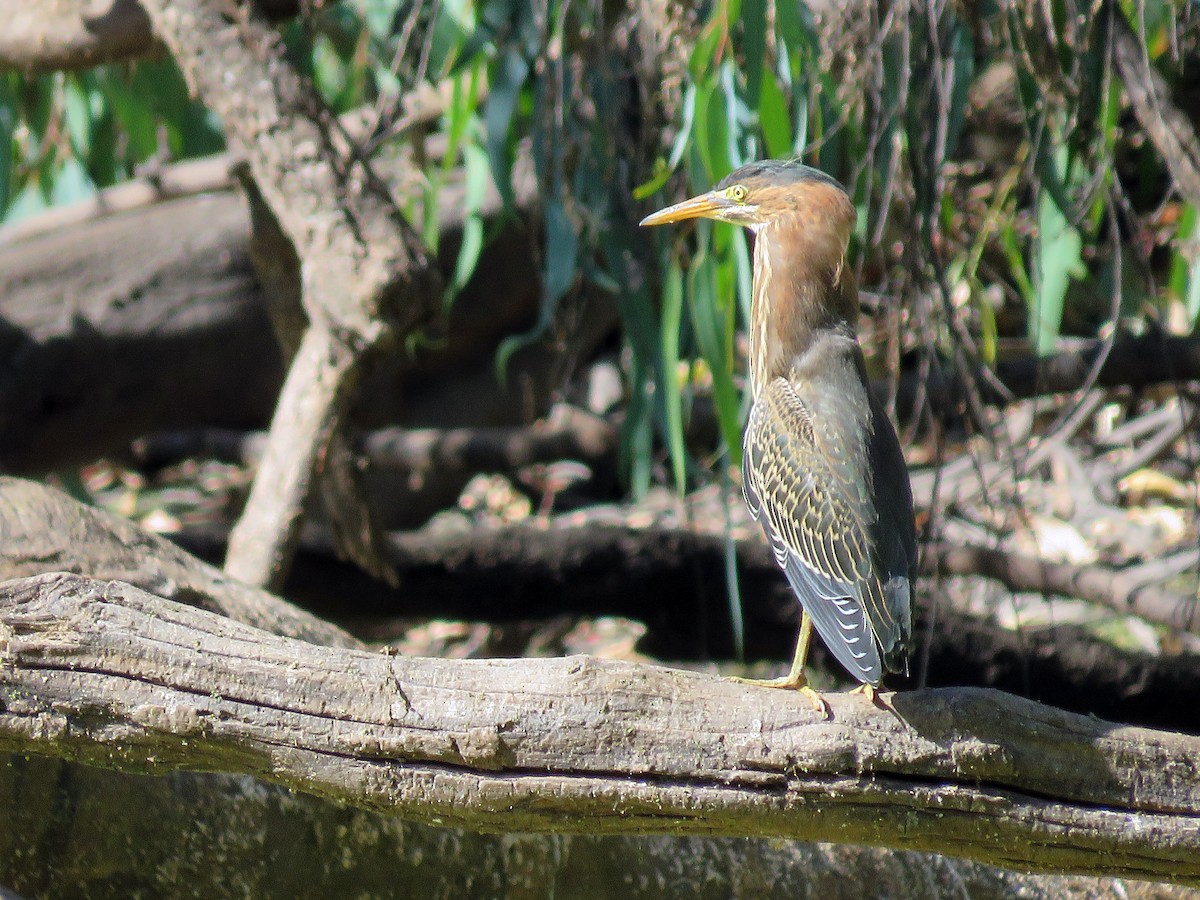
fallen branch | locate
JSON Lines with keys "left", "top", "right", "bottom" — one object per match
{"left": 927, "top": 543, "right": 1199, "bottom": 636}
{"left": 1, "top": 571, "right": 1198, "bottom": 884}
{"left": 3, "top": 474, "right": 1194, "bottom": 729}
{"left": 0, "top": 476, "right": 359, "bottom": 649}
{"left": 896, "top": 333, "right": 1200, "bottom": 422}
{"left": 0, "top": 182, "right": 576, "bottom": 480}
{"left": 133, "top": 405, "right": 620, "bottom": 478}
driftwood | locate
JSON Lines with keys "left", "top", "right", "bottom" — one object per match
{"left": 0, "top": 176, "right": 613, "bottom": 485}
{"left": 1, "top": 571, "right": 1199, "bottom": 885}
{"left": 0, "top": 476, "right": 358, "bottom": 649}
{"left": 0, "top": 475, "right": 1194, "bottom": 731}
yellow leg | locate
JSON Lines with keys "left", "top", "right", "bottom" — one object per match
{"left": 731, "top": 612, "right": 829, "bottom": 715}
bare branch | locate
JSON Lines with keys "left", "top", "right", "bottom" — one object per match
{"left": 0, "top": 0, "right": 157, "bottom": 73}
{"left": 927, "top": 543, "right": 1199, "bottom": 636}
{"left": 138, "top": 0, "right": 442, "bottom": 589}
{"left": 135, "top": 407, "right": 619, "bottom": 477}
{"left": 1112, "top": 7, "right": 1200, "bottom": 208}
{"left": 0, "top": 0, "right": 301, "bottom": 73}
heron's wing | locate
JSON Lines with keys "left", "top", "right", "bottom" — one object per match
{"left": 742, "top": 376, "right": 895, "bottom": 684}
{"left": 866, "top": 391, "right": 917, "bottom": 672}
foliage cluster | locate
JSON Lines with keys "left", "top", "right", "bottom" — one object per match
{"left": 3, "top": 0, "right": 1198, "bottom": 487}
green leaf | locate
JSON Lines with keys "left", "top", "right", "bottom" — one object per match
{"left": 63, "top": 77, "right": 92, "bottom": 160}
{"left": 442, "top": 64, "right": 482, "bottom": 175}
{"left": 360, "top": 0, "right": 402, "bottom": 40}
{"left": 0, "top": 77, "right": 14, "bottom": 213}
{"left": 719, "top": 466, "right": 745, "bottom": 661}
{"left": 660, "top": 259, "right": 687, "bottom": 494}
{"left": 632, "top": 84, "right": 698, "bottom": 199}
{"left": 1171, "top": 206, "right": 1200, "bottom": 329}
{"left": 632, "top": 157, "right": 671, "bottom": 201}
{"left": 718, "top": 61, "right": 746, "bottom": 171}
{"left": 49, "top": 157, "right": 95, "bottom": 206}
{"left": 483, "top": 47, "right": 529, "bottom": 208}
{"left": 543, "top": 197, "right": 578, "bottom": 303}
{"left": 1033, "top": 147, "right": 1085, "bottom": 356}
{"left": 689, "top": 14, "right": 724, "bottom": 81}
{"left": 496, "top": 198, "right": 577, "bottom": 378}
{"left": 688, "top": 244, "right": 743, "bottom": 465}
{"left": 625, "top": 376, "right": 654, "bottom": 500}
{"left": 445, "top": 142, "right": 488, "bottom": 303}
{"left": 757, "top": 69, "right": 792, "bottom": 160}
{"left": 740, "top": 0, "right": 767, "bottom": 107}
{"left": 692, "top": 81, "right": 717, "bottom": 183}
{"left": 100, "top": 73, "right": 160, "bottom": 161}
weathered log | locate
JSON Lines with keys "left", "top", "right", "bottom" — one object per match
{"left": 0, "top": 476, "right": 359, "bottom": 649}
{"left": 1, "top": 571, "right": 1199, "bottom": 884}
{"left": 1, "top": 474, "right": 1193, "bottom": 731}
{"left": 277, "top": 521, "right": 1200, "bottom": 733}
{"left": 0, "top": 180, "right": 612, "bottom": 480}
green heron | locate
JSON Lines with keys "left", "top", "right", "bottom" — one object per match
{"left": 641, "top": 160, "right": 916, "bottom": 704}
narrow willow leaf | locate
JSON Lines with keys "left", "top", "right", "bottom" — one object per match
{"left": 496, "top": 197, "right": 576, "bottom": 378}
{"left": 741, "top": 0, "right": 767, "bottom": 107}
{"left": 719, "top": 61, "right": 746, "bottom": 172}
{"left": 689, "top": 247, "right": 744, "bottom": 465}
{"left": 0, "top": 77, "right": 15, "bottom": 212}
{"left": 447, "top": 144, "right": 489, "bottom": 305}
{"left": 660, "top": 260, "right": 688, "bottom": 494}
{"left": 1033, "top": 148, "right": 1084, "bottom": 356}
{"left": 483, "top": 47, "right": 529, "bottom": 208}
{"left": 49, "top": 157, "right": 95, "bottom": 206}
{"left": 1173, "top": 205, "right": 1200, "bottom": 328}
{"left": 633, "top": 85, "right": 698, "bottom": 199}
{"left": 720, "top": 465, "right": 745, "bottom": 661}
{"left": 757, "top": 69, "right": 792, "bottom": 160}
{"left": 692, "top": 81, "right": 717, "bottom": 182}
{"left": 63, "top": 78, "right": 92, "bottom": 160}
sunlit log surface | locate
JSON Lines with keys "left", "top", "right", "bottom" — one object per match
{"left": 1, "top": 572, "right": 1198, "bottom": 885}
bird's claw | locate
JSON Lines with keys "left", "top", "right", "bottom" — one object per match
{"left": 730, "top": 674, "right": 831, "bottom": 716}
{"left": 850, "top": 682, "right": 897, "bottom": 713}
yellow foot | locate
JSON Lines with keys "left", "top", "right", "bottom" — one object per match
{"left": 850, "top": 683, "right": 877, "bottom": 703}
{"left": 850, "top": 683, "right": 893, "bottom": 711}
{"left": 730, "top": 674, "right": 830, "bottom": 716}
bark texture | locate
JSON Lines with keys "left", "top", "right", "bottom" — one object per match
{"left": 138, "top": 0, "right": 441, "bottom": 588}
{"left": 2, "top": 572, "right": 1199, "bottom": 885}
{"left": 0, "top": 476, "right": 359, "bottom": 649}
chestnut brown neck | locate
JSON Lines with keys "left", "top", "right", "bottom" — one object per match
{"left": 748, "top": 205, "right": 858, "bottom": 397}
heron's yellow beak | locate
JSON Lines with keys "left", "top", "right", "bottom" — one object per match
{"left": 639, "top": 192, "right": 733, "bottom": 227}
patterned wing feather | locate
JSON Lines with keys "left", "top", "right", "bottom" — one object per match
{"left": 742, "top": 376, "right": 903, "bottom": 685}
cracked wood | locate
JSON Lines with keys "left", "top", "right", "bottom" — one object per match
{"left": 0, "top": 572, "right": 1198, "bottom": 885}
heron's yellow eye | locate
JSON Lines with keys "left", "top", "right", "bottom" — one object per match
{"left": 729, "top": 185, "right": 748, "bottom": 202}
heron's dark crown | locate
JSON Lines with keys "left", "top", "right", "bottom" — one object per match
{"left": 715, "top": 160, "right": 847, "bottom": 196}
